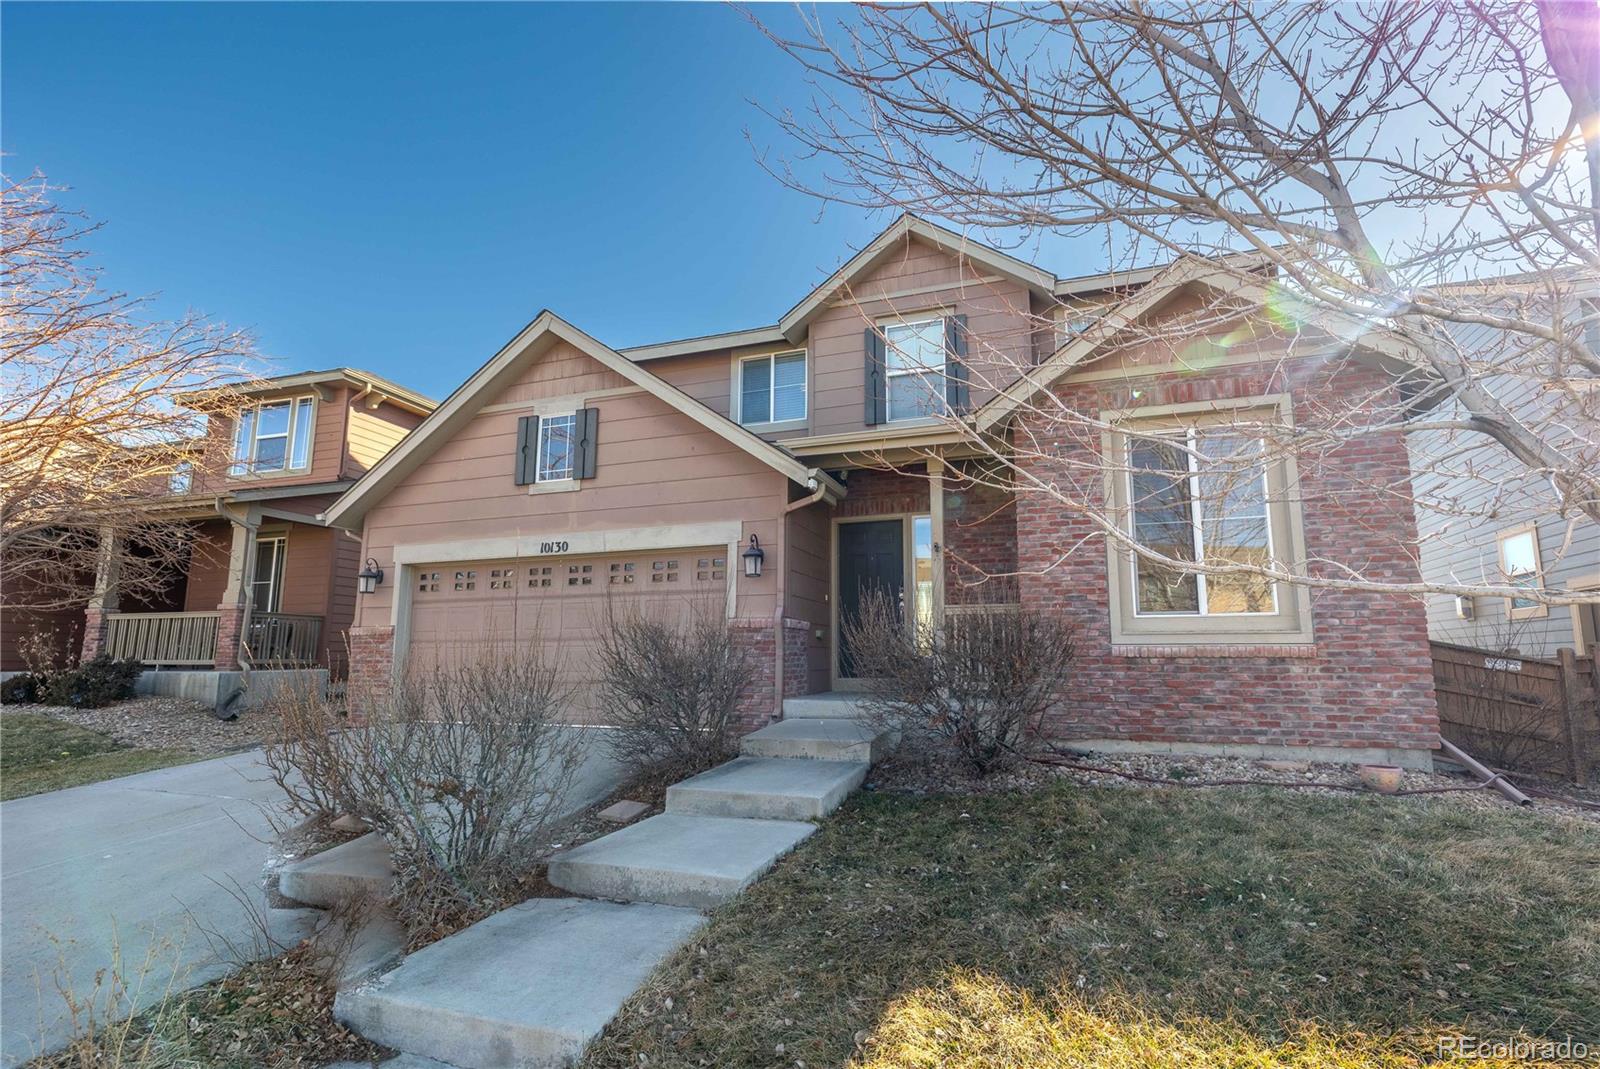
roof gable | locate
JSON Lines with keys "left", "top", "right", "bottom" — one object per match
{"left": 974, "top": 261, "right": 1426, "bottom": 432}
{"left": 323, "top": 312, "right": 842, "bottom": 530}
{"left": 777, "top": 214, "right": 1057, "bottom": 344}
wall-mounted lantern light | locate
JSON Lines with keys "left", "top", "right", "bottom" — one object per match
{"left": 741, "top": 534, "right": 765, "bottom": 579}
{"left": 357, "top": 558, "right": 385, "bottom": 595}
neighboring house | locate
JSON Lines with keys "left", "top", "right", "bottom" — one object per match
{"left": 325, "top": 214, "right": 1441, "bottom": 769}
{"left": 16, "top": 369, "right": 437, "bottom": 688}
{"left": 1409, "top": 299, "right": 1600, "bottom": 659}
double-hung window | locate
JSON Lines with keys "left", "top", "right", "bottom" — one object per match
{"left": 231, "top": 397, "right": 315, "bottom": 475}
{"left": 884, "top": 317, "right": 947, "bottom": 422}
{"left": 1496, "top": 526, "right": 1545, "bottom": 619}
{"left": 739, "top": 351, "right": 806, "bottom": 426}
{"left": 537, "top": 413, "right": 577, "bottom": 483}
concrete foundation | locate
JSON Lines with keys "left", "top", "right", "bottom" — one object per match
{"left": 134, "top": 667, "right": 328, "bottom": 712}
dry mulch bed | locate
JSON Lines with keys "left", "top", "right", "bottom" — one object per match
{"left": 11, "top": 695, "right": 278, "bottom": 755}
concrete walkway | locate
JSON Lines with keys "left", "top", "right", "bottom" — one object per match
{"left": 334, "top": 708, "right": 894, "bottom": 1068}
{"left": 0, "top": 727, "right": 627, "bottom": 1069}
{"left": 0, "top": 750, "right": 285, "bottom": 1068}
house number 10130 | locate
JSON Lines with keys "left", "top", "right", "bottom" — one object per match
{"left": 538, "top": 540, "right": 569, "bottom": 554}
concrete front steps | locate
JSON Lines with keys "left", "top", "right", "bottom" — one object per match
{"left": 333, "top": 703, "right": 896, "bottom": 1068}
{"left": 781, "top": 691, "right": 870, "bottom": 719}
{"left": 335, "top": 898, "right": 705, "bottom": 1069}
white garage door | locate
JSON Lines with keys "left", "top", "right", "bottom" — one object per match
{"left": 404, "top": 547, "right": 730, "bottom": 723}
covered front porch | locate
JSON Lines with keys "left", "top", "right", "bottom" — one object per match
{"left": 82, "top": 500, "right": 354, "bottom": 677}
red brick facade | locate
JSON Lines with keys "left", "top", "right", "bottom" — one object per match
{"left": 1012, "top": 361, "right": 1439, "bottom": 760}
{"left": 943, "top": 460, "right": 1019, "bottom": 606}
{"left": 345, "top": 624, "right": 395, "bottom": 722}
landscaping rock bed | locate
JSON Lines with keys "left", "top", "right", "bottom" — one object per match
{"left": 866, "top": 736, "right": 1600, "bottom": 822}
{"left": 6, "top": 695, "right": 276, "bottom": 755}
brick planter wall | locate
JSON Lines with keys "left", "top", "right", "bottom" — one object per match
{"left": 1013, "top": 361, "right": 1439, "bottom": 760}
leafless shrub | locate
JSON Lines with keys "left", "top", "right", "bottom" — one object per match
{"left": 260, "top": 676, "right": 360, "bottom": 821}
{"left": 594, "top": 598, "right": 753, "bottom": 778}
{"left": 263, "top": 639, "right": 587, "bottom": 932}
{"left": 844, "top": 593, "right": 1078, "bottom": 775}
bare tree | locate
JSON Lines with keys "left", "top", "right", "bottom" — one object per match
{"left": 1, "top": 172, "right": 254, "bottom": 609}
{"left": 753, "top": 2, "right": 1600, "bottom": 608}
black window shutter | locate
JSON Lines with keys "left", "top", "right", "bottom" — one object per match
{"left": 575, "top": 407, "right": 599, "bottom": 480}
{"left": 515, "top": 414, "right": 539, "bottom": 485}
{"left": 864, "top": 327, "right": 887, "bottom": 426}
{"left": 946, "top": 314, "right": 970, "bottom": 414}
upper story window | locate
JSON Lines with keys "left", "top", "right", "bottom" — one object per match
{"left": 738, "top": 351, "right": 806, "bottom": 426}
{"left": 537, "top": 412, "right": 577, "bottom": 482}
{"left": 884, "top": 317, "right": 948, "bottom": 422}
{"left": 1128, "top": 430, "right": 1276, "bottom": 616}
{"left": 231, "top": 397, "right": 315, "bottom": 476}
{"left": 169, "top": 461, "right": 193, "bottom": 496}
{"left": 1496, "top": 525, "right": 1545, "bottom": 619}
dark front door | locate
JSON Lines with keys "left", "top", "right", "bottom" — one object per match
{"left": 838, "top": 519, "right": 904, "bottom": 678}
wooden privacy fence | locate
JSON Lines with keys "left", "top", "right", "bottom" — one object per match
{"left": 1430, "top": 641, "right": 1600, "bottom": 784}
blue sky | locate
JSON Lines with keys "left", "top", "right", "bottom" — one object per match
{"left": 3, "top": 2, "right": 996, "bottom": 400}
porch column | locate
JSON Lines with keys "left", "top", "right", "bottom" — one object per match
{"left": 928, "top": 456, "right": 947, "bottom": 631}
{"left": 214, "top": 505, "right": 260, "bottom": 670}
{"left": 79, "top": 525, "right": 124, "bottom": 661}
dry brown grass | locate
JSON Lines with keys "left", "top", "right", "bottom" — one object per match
{"left": 582, "top": 782, "right": 1600, "bottom": 1069}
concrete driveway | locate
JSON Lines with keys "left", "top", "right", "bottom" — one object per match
{"left": 0, "top": 727, "right": 626, "bottom": 1067}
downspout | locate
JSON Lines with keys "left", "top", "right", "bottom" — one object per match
{"left": 774, "top": 475, "right": 834, "bottom": 719}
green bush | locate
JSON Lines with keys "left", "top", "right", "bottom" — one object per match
{"left": 38, "top": 655, "right": 143, "bottom": 709}
{"left": 1, "top": 673, "right": 42, "bottom": 705}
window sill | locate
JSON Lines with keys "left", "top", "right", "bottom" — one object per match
{"left": 739, "top": 419, "right": 808, "bottom": 433}
{"left": 528, "top": 480, "right": 580, "bottom": 496}
{"left": 882, "top": 416, "right": 947, "bottom": 429}
{"left": 226, "top": 467, "right": 315, "bottom": 482}
{"left": 1110, "top": 643, "right": 1319, "bottom": 659}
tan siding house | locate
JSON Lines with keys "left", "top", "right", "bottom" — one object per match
{"left": 24, "top": 369, "right": 439, "bottom": 696}
{"left": 327, "top": 214, "right": 1445, "bottom": 767}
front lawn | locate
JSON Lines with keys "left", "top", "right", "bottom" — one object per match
{"left": 1, "top": 712, "right": 197, "bottom": 800}
{"left": 583, "top": 783, "right": 1600, "bottom": 1068}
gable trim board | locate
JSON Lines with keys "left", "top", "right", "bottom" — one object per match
{"left": 973, "top": 259, "right": 1428, "bottom": 433}
{"left": 778, "top": 214, "right": 1056, "bottom": 345}
{"left": 322, "top": 312, "right": 844, "bottom": 531}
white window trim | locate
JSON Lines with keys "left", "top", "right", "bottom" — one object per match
{"left": 733, "top": 349, "right": 809, "bottom": 429}
{"left": 880, "top": 313, "right": 949, "bottom": 424}
{"left": 169, "top": 461, "right": 193, "bottom": 496}
{"left": 1496, "top": 523, "right": 1547, "bottom": 620}
{"left": 1128, "top": 428, "right": 1280, "bottom": 619}
{"left": 534, "top": 411, "right": 578, "bottom": 487}
{"left": 230, "top": 395, "right": 317, "bottom": 478}
{"left": 251, "top": 535, "right": 287, "bottom": 613}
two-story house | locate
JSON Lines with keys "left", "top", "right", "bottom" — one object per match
{"left": 325, "top": 215, "right": 1442, "bottom": 769}
{"left": 65, "top": 368, "right": 435, "bottom": 704}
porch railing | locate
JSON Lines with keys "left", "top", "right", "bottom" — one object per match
{"left": 247, "top": 612, "right": 324, "bottom": 666}
{"left": 105, "top": 611, "right": 220, "bottom": 666}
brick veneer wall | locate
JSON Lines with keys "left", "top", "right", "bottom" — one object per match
{"left": 1013, "top": 361, "right": 1440, "bottom": 758}
{"left": 730, "top": 618, "right": 780, "bottom": 735}
{"left": 213, "top": 605, "right": 246, "bottom": 671}
{"left": 835, "top": 466, "right": 930, "bottom": 518}
{"left": 943, "top": 459, "right": 1019, "bottom": 606}
{"left": 345, "top": 624, "right": 395, "bottom": 723}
